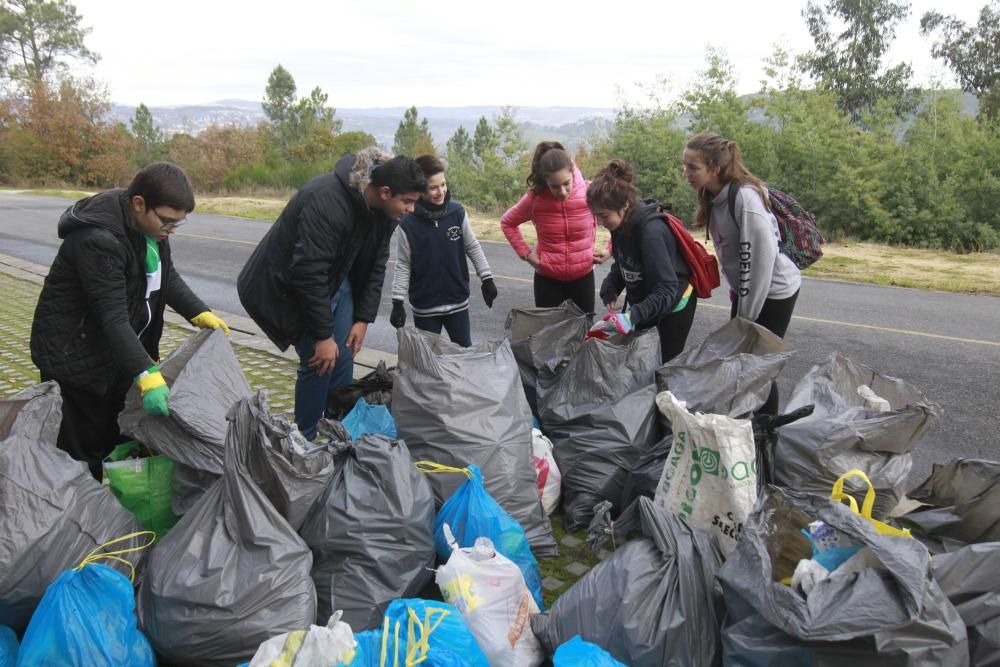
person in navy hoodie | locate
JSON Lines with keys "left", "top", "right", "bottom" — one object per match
{"left": 389, "top": 155, "right": 497, "bottom": 346}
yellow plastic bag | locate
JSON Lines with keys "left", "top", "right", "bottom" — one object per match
{"left": 830, "top": 469, "right": 911, "bottom": 538}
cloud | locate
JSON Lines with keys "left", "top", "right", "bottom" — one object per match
{"left": 72, "top": 0, "right": 983, "bottom": 108}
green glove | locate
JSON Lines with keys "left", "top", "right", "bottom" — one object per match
{"left": 136, "top": 366, "right": 170, "bottom": 417}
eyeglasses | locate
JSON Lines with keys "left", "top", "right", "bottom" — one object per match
{"left": 151, "top": 209, "right": 187, "bottom": 231}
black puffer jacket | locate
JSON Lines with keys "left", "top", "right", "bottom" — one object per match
{"left": 599, "top": 200, "right": 692, "bottom": 327}
{"left": 30, "top": 190, "right": 208, "bottom": 394}
{"left": 237, "top": 153, "right": 396, "bottom": 351}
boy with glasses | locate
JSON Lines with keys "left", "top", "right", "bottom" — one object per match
{"left": 30, "top": 162, "right": 229, "bottom": 479}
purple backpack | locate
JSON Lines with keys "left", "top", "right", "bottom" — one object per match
{"left": 728, "top": 185, "right": 825, "bottom": 269}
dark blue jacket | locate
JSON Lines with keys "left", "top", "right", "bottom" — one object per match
{"left": 398, "top": 199, "right": 472, "bottom": 312}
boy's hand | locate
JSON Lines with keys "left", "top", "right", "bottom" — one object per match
{"left": 136, "top": 366, "right": 170, "bottom": 417}
{"left": 309, "top": 338, "right": 339, "bottom": 375}
{"left": 190, "top": 311, "right": 230, "bottom": 335}
{"left": 481, "top": 279, "right": 498, "bottom": 308}
{"left": 390, "top": 300, "right": 406, "bottom": 329}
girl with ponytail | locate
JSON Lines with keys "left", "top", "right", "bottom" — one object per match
{"left": 587, "top": 159, "right": 697, "bottom": 363}
{"left": 501, "top": 141, "right": 609, "bottom": 313}
{"left": 683, "top": 132, "right": 802, "bottom": 413}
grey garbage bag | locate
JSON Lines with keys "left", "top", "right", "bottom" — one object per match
{"left": 238, "top": 395, "right": 337, "bottom": 531}
{"left": 932, "top": 543, "right": 1000, "bottom": 667}
{"left": 392, "top": 328, "right": 557, "bottom": 557}
{"left": 719, "top": 485, "right": 968, "bottom": 666}
{"left": 656, "top": 317, "right": 794, "bottom": 417}
{"left": 899, "top": 459, "right": 1000, "bottom": 546}
{"left": 619, "top": 430, "right": 673, "bottom": 510}
{"left": 538, "top": 329, "right": 661, "bottom": 530}
{"left": 0, "top": 382, "right": 143, "bottom": 633}
{"left": 138, "top": 392, "right": 320, "bottom": 666}
{"left": 505, "top": 299, "right": 589, "bottom": 389}
{"left": 773, "top": 353, "right": 942, "bottom": 518}
{"left": 299, "top": 428, "right": 436, "bottom": 631}
{"left": 118, "top": 328, "right": 253, "bottom": 515}
{"left": 532, "top": 497, "right": 724, "bottom": 667}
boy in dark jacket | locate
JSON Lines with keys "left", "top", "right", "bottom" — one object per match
{"left": 30, "top": 162, "right": 230, "bottom": 479}
{"left": 237, "top": 148, "right": 425, "bottom": 439}
{"left": 389, "top": 154, "right": 497, "bottom": 347}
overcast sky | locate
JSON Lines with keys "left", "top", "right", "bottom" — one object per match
{"left": 69, "top": 0, "right": 985, "bottom": 109}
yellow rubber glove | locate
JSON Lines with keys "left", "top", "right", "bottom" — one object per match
{"left": 190, "top": 311, "right": 230, "bottom": 335}
{"left": 136, "top": 366, "right": 170, "bottom": 417}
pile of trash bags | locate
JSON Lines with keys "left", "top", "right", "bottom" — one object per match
{"left": 5, "top": 304, "right": 996, "bottom": 667}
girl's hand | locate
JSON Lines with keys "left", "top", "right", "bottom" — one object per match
{"left": 605, "top": 297, "right": 621, "bottom": 313}
{"left": 593, "top": 248, "right": 611, "bottom": 264}
{"left": 524, "top": 250, "right": 541, "bottom": 270}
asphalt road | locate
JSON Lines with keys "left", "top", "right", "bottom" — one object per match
{"left": 2, "top": 191, "right": 998, "bottom": 485}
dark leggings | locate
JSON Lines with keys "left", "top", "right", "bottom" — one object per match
{"left": 534, "top": 271, "right": 595, "bottom": 313}
{"left": 655, "top": 295, "right": 698, "bottom": 364}
{"left": 731, "top": 290, "right": 800, "bottom": 414}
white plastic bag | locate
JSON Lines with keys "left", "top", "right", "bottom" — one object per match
{"left": 531, "top": 428, "right": 561, "bottom": 515}
{"left": 436, "top": 525, "right": 544, "bottom": 667}
{"left": 654, "top": 391, "right": 757, "bottom": 556}
{"left": 248, "top": 610, "right": 357, "bottom": 666}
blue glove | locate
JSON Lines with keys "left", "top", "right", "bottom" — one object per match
{"left": 602, "top": 312, "right": 634, "bottom": 335}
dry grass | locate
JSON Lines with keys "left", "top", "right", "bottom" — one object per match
{"left": 803, "top": 242, "right": 1000, "bottom": 295}
{"left": 195, "top": 196, "right": 287, "bottom": 221}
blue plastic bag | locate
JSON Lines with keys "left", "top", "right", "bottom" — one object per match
{"left": 17, "top": 563, "right": 154, "bottom": 667}
{"left": 343, "top": 398, "right": 397, "bottom": 440}
{"left": 553, "top": 635, "right": 626, "bottom": 666}
{"left": 351, "top": 599, "right": 488, "bottom": 666}
{"left": 0, "top": 626, "right": 18, "bottom": 667}
{"left": 421, "top": 463, "right": 544, "bottom": 609}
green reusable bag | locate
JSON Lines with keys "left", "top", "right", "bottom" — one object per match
{"left": 103, "top": 441, "right": 178, "bottom": 540}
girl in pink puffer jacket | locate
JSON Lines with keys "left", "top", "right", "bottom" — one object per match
{"left": 501, "top": 141, "right": 608, "bottom": 313}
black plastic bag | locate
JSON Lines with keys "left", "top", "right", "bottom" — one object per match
{"left": 118, "top": 329, "right": 253, "bottom": 515}
{"left": 533, "top": 497, "right": 724, "bottom": 667}
{"left": 719, "top": 485, "right": 968, "bottom": 666}
{"left": 538, "top": 329, "right": 661, "bottom": 530}
{"left": 0, "top": 383, "right": 143, "bottom": 633}
{"left": 773, "top": 353, "right": 942, "bottom": 519}
{"left": 656, "top": 317, "right": 794, "bottom": 417}
{"left": 326, "top": 360, "right": 394, "bottom": 420}
{"left": 393, "top": 328, "right": 557, "bottom": 556}
{"left": 932, "top": 543, "right": 1000, "bottom": 667}
{"left": 900, "top": 459, "right": 1000, "bottom": 546}
{"left": 138, "top": 392, "right": 327, "bottom": 666}
{"left": 299, "top": 428, "right": 436, "bottom": 631}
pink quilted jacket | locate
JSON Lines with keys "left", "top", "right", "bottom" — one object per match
{"left": 501, "top": 165, "right": 597, "bottom": 282}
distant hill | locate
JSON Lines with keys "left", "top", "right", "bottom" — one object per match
{"left": 109, "top": 91, "right": 979, "bottom": 152}
{"left": 108, "top": 101, "right": 616, "bottom": 150}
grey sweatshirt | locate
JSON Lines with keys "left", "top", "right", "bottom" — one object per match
{"left": 709, "top": 183, "right": 801, "bottom": 320}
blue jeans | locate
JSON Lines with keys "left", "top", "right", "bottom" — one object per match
{"left": 295, "top": 279, "right": 354, "bottom": 439}
{"left": 413, "top": 309, "right": 472, "bottom": 347}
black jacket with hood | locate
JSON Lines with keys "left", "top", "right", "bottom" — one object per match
{"left": 599, "top": 199, "right": 692, "bottom": 327}
{"left": 237, "top": 150, "right": 396, "bottom": 351}
{"left": 30, "top": 189, "right": 208, "bottom": 395}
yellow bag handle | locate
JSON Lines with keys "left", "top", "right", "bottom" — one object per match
{"left": 413, "top": 461, "right": 472, "bottom": 479}
{"left": 75, "top": 531, "right": 157, "bottom": 583}
{"left": 377, "top": 606, "right": 451, "bottom": 667}
{"left": 830, "top": 470, "right": 911, "bottom": 538}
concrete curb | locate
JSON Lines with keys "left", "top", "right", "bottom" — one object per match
{"left": 0, "top": 252, "right": 397, "bottom": 377}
